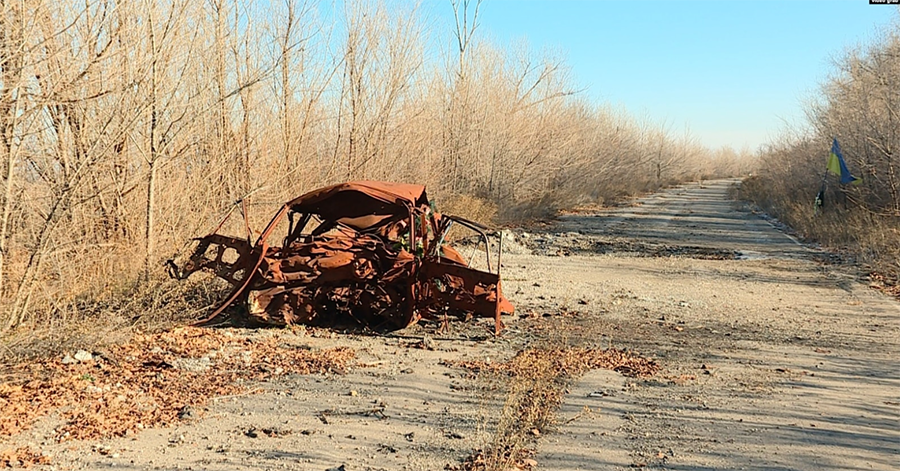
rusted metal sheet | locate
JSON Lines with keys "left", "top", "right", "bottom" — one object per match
{"left": 170, "top": 181, "right": 513, "bottom": 332}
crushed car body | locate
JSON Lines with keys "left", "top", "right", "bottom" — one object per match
{"left": 169, "top": 181, "right": 514, "bottom": 332}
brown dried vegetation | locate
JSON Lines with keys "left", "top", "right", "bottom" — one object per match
{"left": 450, "top": 347, "right": 657, "bottom": 470}
{"left": 0, "top": 446, "right": 49, "bottom": 468}
{"left": 0, "top": 327, "right": 354, "bottom": 441}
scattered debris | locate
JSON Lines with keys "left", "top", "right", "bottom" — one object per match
{"left": 522, "top": 234, "right": 739, "bottom": 260}
{"left": 243, "top": 427, "right": 289, "bottom": 438}
{"left": 170, "top": 181, "right": 514, "bottom": 332}
{"left": 448, "top": 345, "right": 658, "bottom": 471}
{"left": 262, "top": 427, "right": 294, "bottom": 438}
{"left": 451, "top": 448, "right": 537, "bottom": 471}
{"left": 447, "top": 347, "right": 658, "bottom": 379}
{"left": 868, "top": 271, "right": 900, "bottom": 300}
{"left": 92, "top": 444, "right": 112, "bottom": 455}
{"left": 378, "top": 443, "right": 398, "bottom": 453}
{"left": 0, "top": 327, "right": 354, "bottom": 441}
{"left": 317, "top": 412, "right": 330, "bottom": 425}
{"left": 177, "top": 405, "right": 198, "bottom": 420}
{"left": 0, "top": 447, "right": 50, "bottom": 468}
{"left": 406, "top": 335, "right": 437, "bottom": 351}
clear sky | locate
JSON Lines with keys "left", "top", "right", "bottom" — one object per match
{"left": 422, "top": 0, "right": 898, "bottom": 151}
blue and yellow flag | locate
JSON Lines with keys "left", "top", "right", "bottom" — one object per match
{"left": 826, "top": 138, "right": 861, "bottom": 185}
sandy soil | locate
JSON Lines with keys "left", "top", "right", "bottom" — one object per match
{"left": 5, "top": 179, "right": 898, "bottom": 470}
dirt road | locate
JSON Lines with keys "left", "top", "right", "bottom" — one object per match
{"left": 10, "top": 179, "right": 899, "bottom": 470}
{"left": 518, "top": 180, "right": 899, "bottom": 470}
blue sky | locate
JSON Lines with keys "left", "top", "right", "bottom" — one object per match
{"left": 422, "top": 1, "right": 897, "bottom": 151}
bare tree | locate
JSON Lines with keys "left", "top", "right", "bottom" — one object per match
{"left": 0, "top": 0, "right": 735, "bottom": 339}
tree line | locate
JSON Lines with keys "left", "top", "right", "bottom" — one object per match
{"left": 0, "top": 0, "right": 741, "bottom": 334}
{"left": 742, "top": 16, "right": 899, "bottom": 281}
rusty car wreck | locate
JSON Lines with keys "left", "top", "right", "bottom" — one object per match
{"left": 170, "top": 181, "right": 514, "bottom": 332}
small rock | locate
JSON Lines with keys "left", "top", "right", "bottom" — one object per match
{"left": 172, "top": 356, "right": 211, "bottom": 372}
{"left": 447, "top": 431, "right": 464, "bottom": 439}
{"left": 61, "top": 355, "right": 77, "bottom": 365}
{"left": 177, "top": 405, "right": 196, "bottom": 420}
{"left": 349, "top": 390, "right": 358, "bottom": 397}
{"left": 261, "top": 427, "right": 291, "bottom": 437}
{"left": 378, "top": 444, "right": 398, "bottom": 453}
{"left": 325, "top": 465, "right": 346, "bottom": 471}
{"left": 74, "top": 350, "right": 93, "bottom": 362}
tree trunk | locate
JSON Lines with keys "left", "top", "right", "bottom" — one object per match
{"left": 144, "top": 159, "right": 157, "bottom": 280}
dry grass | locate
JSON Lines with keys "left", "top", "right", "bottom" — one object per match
{"left": 0, "top": 276, "right": 225, "bottom": 363}
{"left": 450, "top": 346, "right": 658, "bottom": 471}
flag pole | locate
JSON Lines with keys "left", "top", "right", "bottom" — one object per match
{"left": 814, "top": 143, "right": 830, "bottom": 216}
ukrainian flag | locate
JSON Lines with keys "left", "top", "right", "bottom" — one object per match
{"left": 827, "top": 138, "right": 861, "bottom": 185}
